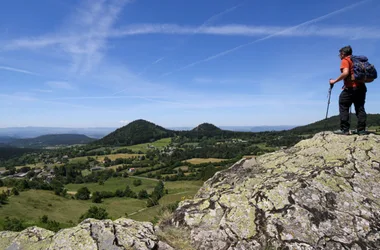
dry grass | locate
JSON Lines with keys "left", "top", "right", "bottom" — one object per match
{"left": 174, "top": 166, "right": 189, "bottom": 171}
{"left": 107, "top": 164, "right": 124, "bottom": 171}
{"left": 95, "top": 153, "right": 143, "bottom": 162}
{"left": 157, "top": 226, "right": 194, "bottom": 250}
{"left": 182, "top": 158, "right": 226, "bottom": 164}
{"left": 14, "top": 163, "right": 47, "bottom": 169}
{"left": 243, "top": 155, "right": 255, "bottom": 159}
{"left": 70, "top": 153, "right": 143, "bottom": 163}
{"left": 0, "top": 187, "right": 10, "bottom": 193}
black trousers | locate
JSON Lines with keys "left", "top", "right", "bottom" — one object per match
{"left": 339, "top": 85, "right": 367, "bottom": 131}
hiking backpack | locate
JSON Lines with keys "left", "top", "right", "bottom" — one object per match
{"left": 350, "top": 55, "right": 377, "bottom": 83}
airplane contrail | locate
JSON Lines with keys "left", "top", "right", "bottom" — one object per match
{"left": 160, "top": 0, "right": 373, "bottom": 77}
{"left": 113, "top": 2, "right": 245, "bottom": 95}
{"left": 0, "top": 65, "right": 39, "bottom": 76}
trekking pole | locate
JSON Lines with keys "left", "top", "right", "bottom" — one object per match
{"left": 324, "top": 84, "right": 333, "bottom": 132}
{"left": 325, "top": 84, "right": 333, "bottom": 120}
{"left": 349, "top": 106, "right": 352, "bottom": 134}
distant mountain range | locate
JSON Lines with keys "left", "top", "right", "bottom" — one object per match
{"left": 94, "top": 120, "right": 299, "bottom": 147}
{"left": 1, "top": 113, "right": 379, "bottom": 153}
{"left": 0, "top": 134, "right": 96, "bottom": 149}
{"left": 0, "top": 125, "right": 296, "bottom": 139}
{"left": 170, "top": 125, "right": 297, "bottom": 132}
{"left": 0, "top": 123, "right": 297, "bottom": 150}
{"left": 0, "top": 127, "right": 116, "bottom": 139}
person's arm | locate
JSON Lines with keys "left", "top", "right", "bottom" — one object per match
{"left": 330, "top": 68, "right": 349, "bottom": 84}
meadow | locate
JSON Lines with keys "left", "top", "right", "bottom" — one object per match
{"left": 114, "top": 138, "right": 172, "bottom": 153}
{"left": 0, "top": 178, "right": 203, "bottom": 230}
{"left": 65, "top": 176, "right": 158, "bottom": 194}
{"left": 69, "top": 153, "right": 142, "bottom": 164}
{"left": 182, "top": 158, "right": 227, "bottom": 164}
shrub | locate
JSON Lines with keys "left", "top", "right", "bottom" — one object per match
{"left": 133, "top": 179, "right": 142, "bottom": 186}
{"left": 3, "top": 217, "right": 25, "bottom": 231}
{"left": 79, "top": 206, "right": 109, "bottom": 222}
{"left": 75, "top": 187, "right": 91, "bottom": 200}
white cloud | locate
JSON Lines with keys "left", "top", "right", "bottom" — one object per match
{"left": 47, "top": 95, "right": 167, "bottom": 100}
{"left": 45, "top": 81, "right": 74, "bottom": 90}
{"left": 136, "top": 2, "right": 243, "bottom": 76}
{"left": 160, "top": 0, "right": 376, "bottom": 76}
{"left": 33, "top": 89, "right": 53, "bottom": 93}
{"left": 5, "top": 0, "right": 130, "bottom": 75}
{"left": 104, "top": 23, "right": 380, "bottom": 39}
{"left": 7, "top": 23, "right": 380, "bottom": 51}
{"left": 0, "top": 65, "right": 38, "bottom": 75}
{"left": 0, "top": 93, "right": 38, "bottom": 102}
{"left": 65, "top": 0, "right": 129, "bottom": 75}
{"left": 119, "top": 120, "right": 129, "bottom": 125}
{"left": 152, "top": 57, "right": 164, "bottom": 64}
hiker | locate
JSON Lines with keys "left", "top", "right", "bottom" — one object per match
{"left": 329, "top": 45, "right": 367, "bottom": 135}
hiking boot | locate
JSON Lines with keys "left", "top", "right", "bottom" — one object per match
{"left": 333, "top": 129, "right": 349, "bottom": 135}
{"left": 351, "top": 129, "right": 368, "bottom": 135}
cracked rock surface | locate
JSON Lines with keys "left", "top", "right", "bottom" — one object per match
{"left": 171, "top": 132, "right": 380, "bottom": 249}
{"left": 0, "top": 218, "right": 174, "bottom": 250}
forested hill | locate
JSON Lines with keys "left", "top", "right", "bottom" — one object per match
{"left": 96, "top": 120, "right": 256, "bottom": 147}
{"left": 8, "top": 134, "right": 96, "bottom": 148}
{"left": 89, "top": 114, "right": 380, "bottom": 148}
{"left": 192, "top": 123, "right": 222, "bottom": 132}
{"left": 289, "top": 113, "right": 380, "bottom": 134}
{"left": 0, "top": 136, "right": 16, "bottom": 144}
{"left": 95, "top": 119, "right": 176, "bottom": 146}
{"left": 0, "top": 147, "right": 43, "bottom": 161}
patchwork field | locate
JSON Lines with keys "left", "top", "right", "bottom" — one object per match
{"left": 0, "top": 190, "right": 147, "bottom": 229}
{"left": 114, "top": 138, "right": 172, "bottom": 153}
{"left": 95, "top": 153, "right": 143, "bottom": 162}
{"left": 65, "top": 176, "right": 158, "bottom": 194}
{"left": 182, "top": 158, "right": 227, "bottom": 164}
{"left": 70, "top": 153, "right": 142, "bottom": 164}
{"left": 14, "top": 163, "right": 49, "bottom": 169}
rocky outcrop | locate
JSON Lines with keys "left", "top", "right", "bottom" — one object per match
{"left": 0, "top": 218, "right": 174, "bottom": 250}
{"left": 171, "top": 132, "right": 380, "bottom": 249}
{"left": 1, "top": 132, "right": 380, "bottom": 250}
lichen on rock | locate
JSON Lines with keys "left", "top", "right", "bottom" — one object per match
{"left": 171, "top": 132, "right": 380, "bottom": 249}
{"left": 0, "top": 218, "right": 174, "bottom": 250}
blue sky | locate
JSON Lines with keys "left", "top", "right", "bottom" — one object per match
{"left": 1, "top": 0, "right": 380, "bottom": 128}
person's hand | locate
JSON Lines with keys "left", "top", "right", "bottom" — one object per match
{"left": 329, "top": 79, "right": 336, "bottom": 85}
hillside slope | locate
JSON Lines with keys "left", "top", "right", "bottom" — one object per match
{"left": 8, "top": 134, "right": 96, "bottom": 148}
{"left": 290, "top": 113, "right": 380, "bottom": 134}
{"left": 96, "top": 119, "right": 175, "bottom": 146}
{"left": 192, "top": 123, "right": 222, "bottom": 132}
